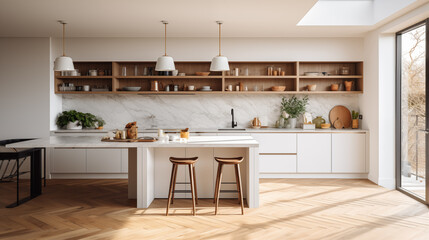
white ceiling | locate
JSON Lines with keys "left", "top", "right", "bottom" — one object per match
{"left": 0, "top": 0, "right": 427, "bottom": 38}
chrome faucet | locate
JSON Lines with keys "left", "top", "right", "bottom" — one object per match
{"left": 231, "top": 108, "right": 238, "bottom": 128}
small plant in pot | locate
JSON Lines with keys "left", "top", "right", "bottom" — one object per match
{"left": 95, "top": 117, "right": 106, "bottom": 130}
{"left": 280, "top": 95, "right": 309, "bottom": 128}
{"left": 352, "top": 110, "right": 359, "bottom": 129}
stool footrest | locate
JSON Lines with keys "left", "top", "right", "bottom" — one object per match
{"left": 220, "top": 190, "right": 238, "bottom": 193}
{"left": 173, "top": 190, "right": 192, "bottom": 193}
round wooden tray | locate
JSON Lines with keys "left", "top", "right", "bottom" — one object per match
{"left": 329, "top": 105, "right": 351, "bottom": 128}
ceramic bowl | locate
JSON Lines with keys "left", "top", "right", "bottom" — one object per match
{"left": 321, "top": 123, "right": 331, "bottom": 129}
{"left": 271, "top": 86, "right": 286, "bottom": 91}
{"left": 308, "top": 84, "right": 317, "bottom": 91}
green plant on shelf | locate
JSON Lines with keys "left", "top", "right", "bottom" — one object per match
{"left": 352, "top": 110, "right": 359, "bottom": 119}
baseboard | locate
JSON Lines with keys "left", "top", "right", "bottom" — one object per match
{"left": 260, "top": 173, "right": 369, "bottom": 179}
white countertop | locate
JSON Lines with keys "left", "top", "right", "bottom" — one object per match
{"left": 6, "top": 136, "right": 259, "bottom": 148}
{"left": 52, "top": 128, "right": 368, "bottom": 134}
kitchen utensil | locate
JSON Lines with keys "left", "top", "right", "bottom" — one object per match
{"left": 83, "top": 85, "right": 90, "bottom": 91}
{"left": 227, "top": 85, "right": 233, "bottom": 91}
{"left": 331, "top": 84, "right": 339, "bottom": 91}
{"left": 307, "top": 84, "right": 317, "bottom": 91}
{"left": 123, "top": 87, "right": 141, "bottom": 91}
{"left": 321, "top": 123, "right": 331, "bottom": 129}
{"left": 169, "top": 135, "right": 180, "bottom": 141}
{"left": 273, "top": 70, "right": 278, "bottom": 76}
{"left": 267, "top": 66, "right": 273, "bottom": 76}
{"left": 271, "top": 86, "right": 286, "bottom": 91}
{"left": 333, "top": 118, "right": 344, "bottom": 129}
{"left": 202, "top": 86, "right": 211, "bottom": 90}
{"left": 236, "top": 85, "right": 240, "bottom": 91}
{"left": 173, "top": 85, "right": 179, "bottom": 91}
{"left": 121, "top": 67, "right": 127, "bottom": 76}
{"left": 329, "top": 105, "right": 352, "bottom": 128}
{"left": 234, "top": 68, "right": 239, "bottom": 76}
{"left": 196, "top": 72, "right": 210, "bottom": 76}
{"left": 281, "top": 71, "right": 285, "bottom": 76}
{"left": 304, "top": 72, "right": 319, "bottom": 76}
{"left": 172, "top": 70, "right": 179, "bottom": 76}
{"left": 188, "top": 85, "right": 195, "bottom": 91}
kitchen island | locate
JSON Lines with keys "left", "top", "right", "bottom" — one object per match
{"left": 6, "top": 136, "right": 259, "bottom": 208}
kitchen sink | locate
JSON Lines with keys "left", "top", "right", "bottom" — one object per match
{"left": 218, "top": 128, "right": 246, "bottom": 131}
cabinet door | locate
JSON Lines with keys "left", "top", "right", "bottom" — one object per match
{"left": 259, "top": 155, "right": 297, "bottom": 173}
{"left": 154, "top": 148, "right": 186, "bottom": 198}
{"left": 86, "top": 149, "right": 122, "bottom": 173}
{"left": 213, "top": 148, "right": 247, "bottom": 198}
{"left": 297, "top": 134, "right": 331, "bottom": 173}
{"left": 251, "top": 133, "right": 296, "bottom": 153}
{"left": 185, "top": 148, "right": 214, "bottom": 198}
{"left": 52, "top": 148, "right": 86, "bottom": 173}
{"left": 332, "top": 133, "right": 366, "bottom": 173}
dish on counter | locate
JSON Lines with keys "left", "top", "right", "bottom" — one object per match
{"left": 123, "top": 87, "right": 141, "bottom": 91}
{"left": 321, "top": 123, "right": 331, "bottom": 129}
{"left": 329, "top": 105, "right": 351, "bottom": 128}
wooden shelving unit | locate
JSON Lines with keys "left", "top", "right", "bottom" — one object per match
{"left": 54, "top": 61, "right": 364, "bottom": 95}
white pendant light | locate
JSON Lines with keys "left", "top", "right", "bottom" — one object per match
{"left": 210, "top": 21, "right": 229, "bottom": 72}
{"left": 54, "top": 20, "right": 74, "bottom": 71}
{"left": 155, "top": 21, "right": 175, "bottom": 71}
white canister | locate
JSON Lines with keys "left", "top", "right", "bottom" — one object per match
{"left": 188, "top": 85, "right": 195, "bottom": 91}
{"left": 83, "top": 85, "right": 90, "bottom": 91}
{"left": 172, "top": 70, "right": 179, "bottom": 76}
{"left": 227, "top": 85, "right": 233, "bottom": 91}
{"left": 158, "top": 129, "right": 164, "bottom": 138}
{"left": 234, "top": 68, "right": 239, "bottom": 76}
{"left": 89, "top": 70, "right": 97, "bottom": 76}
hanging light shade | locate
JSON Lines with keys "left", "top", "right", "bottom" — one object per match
{"left": 210, "top": 21, "right": 229, "bottom": 71}
{"left": 155, "top": 21, "right": 175, "bottom": 71}
{"left": 54, "top": 20, "right": 74, "bottom": 71}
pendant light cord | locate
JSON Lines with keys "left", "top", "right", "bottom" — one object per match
{"left": 164, "top": 22, "right": 167, "bottom": 56}
{"left": 62, "top": 23, "right": 66, "bottom": 56}
{"left": 218, "top": 23, "right": 221, "bottom": 56}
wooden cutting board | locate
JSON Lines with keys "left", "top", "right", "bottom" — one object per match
{"left": 329, "top": 105, "right": 352, "bottom": 128}
{"left": 101, "top": 137, "right": 157, "bottom": 143}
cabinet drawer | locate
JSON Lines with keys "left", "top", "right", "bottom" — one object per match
{"left": 251, "top": 133, "right": 296, "bottom": 153}
{"left": 260, "top": 155, "right": 296, "bottom": 173}
{"left": 87, "top": 149, "right": 122, "bottom": 173}
{"left": 52, "top": 148, "right": 86, "bottom": 173}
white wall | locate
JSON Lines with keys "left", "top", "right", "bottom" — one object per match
{"left": 0, "top": 38, "right": 51, "bottom": 139}
{"left": 361, "top": 2, "right": 429, "bottom": 189}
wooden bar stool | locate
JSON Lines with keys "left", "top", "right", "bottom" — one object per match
{"left": 166, "top": 156, "right": 198, "bottom": 216}
{"left": 214, "top": 157, "right": 244, "bottom": 215}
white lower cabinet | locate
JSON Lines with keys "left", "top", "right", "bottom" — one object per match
{"left": 251, "top": 133, "right": 296, "bottom": 153}
{"left": 52, "top": 148, "right": 86, "bottom": 173}
{"left": 86, "top": 149, "right": 122, "bottom": 173}
{"left": 259, "top": 155, "right": 296, "bottom": 173}
{"left": 297, "top": 133, "right": 332, "bottom": 173}
{"left": 332, "top": 133, "right": 366, "bottom": 173}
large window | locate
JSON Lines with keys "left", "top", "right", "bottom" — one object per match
{"left": 396, "top": 19, "right": 428, "bottom": 204}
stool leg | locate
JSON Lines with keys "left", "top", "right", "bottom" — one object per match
{"left": 188, "top": 164, "right": 196, "bottom": 216}
{"left": 192, "top": 164, "right": 198, "bottom": 205}
{"left": 213, "top": 163, "right": 221, "bottom": 203}
{"left": 171, "top": 163, "right": 178, "bottom": 204}
{"left": 235, "top": 164, "right": 244, "bottom": 215}
{"left": 166, "top": 164, "right": 177, "bottom": 216}
{"left": 215, "top": 163, "right": 223, "bottom": 215}
{"left": 234, "top": 164, "right": 241, "bottom": 204}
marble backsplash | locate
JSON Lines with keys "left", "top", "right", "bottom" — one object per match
{"left": 62, "top": 94, "right": 360, "bottom": 129}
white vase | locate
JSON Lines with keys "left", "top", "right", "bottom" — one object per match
{"left": 66, "top": 121, "right": 82, "bottom": 130}
{"left": 288, "top": 118, "right": 297, "bottom": 129}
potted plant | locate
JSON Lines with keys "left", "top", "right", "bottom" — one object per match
{"left": 280, "top": 96, "right": 309, "bottom": 128}
{"left": 352, "top": 110, "right": 359, "bottom": 129}
{"left": 56, "top": 110, "right": 104, "bottom": 130}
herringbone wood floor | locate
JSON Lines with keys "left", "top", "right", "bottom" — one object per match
{"left": 1, "top": 179, "right": 429, "bottom": 240}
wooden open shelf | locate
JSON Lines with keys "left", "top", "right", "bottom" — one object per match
{"left": 54, "top": 61, "right": 364, "bottom": 95}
